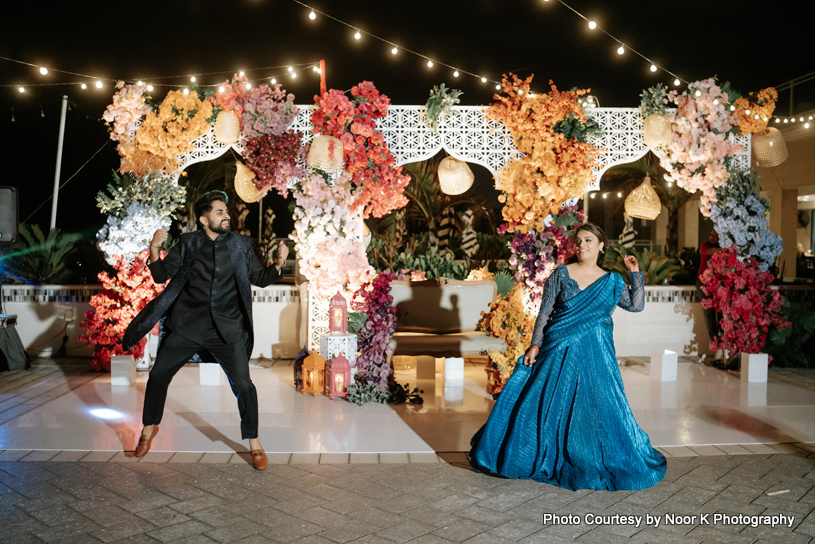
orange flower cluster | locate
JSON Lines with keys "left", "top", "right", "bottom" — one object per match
{"left": 137, "top": 90, "right": 213, "bottom": 159}
{"left": 477, "top": 284, "right": 536, "bottom": 382}
{"left": 486, "top": 74, "right": 603, "bottom": 233}
{"left": 735, "top": 87, "right": 778, "bottom": 135}
{"left": 118, "top": 139, "right": 178, "bottom": 176}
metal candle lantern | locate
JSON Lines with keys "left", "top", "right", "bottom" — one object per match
{"left": 329, "top": 292, "right": 348, "bottom": 335}
{"left": 325, "top": 354, "right": 351, "bottom": 399}
{"left": 302, "top": 352, "right": 326, "bottom": 396}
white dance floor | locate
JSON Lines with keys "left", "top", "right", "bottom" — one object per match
{"left": 1, "top": 359, "right": 814, "bottom": 454}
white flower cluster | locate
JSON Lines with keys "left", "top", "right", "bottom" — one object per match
{"left": 98, "top": 203, "right": 170, "bottom": 265}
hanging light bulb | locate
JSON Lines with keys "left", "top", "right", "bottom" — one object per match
{"left": 39, "top": 67, "right": 48, "bottom": 75}
{"left": 312, "top": 66, "right": 318, "bottom": 72}
{"left": 674, "top": 78, "right": 680, "bottom": 86}
{"left": 219, "top": 86, "right": 225, "bottom": 93}
{"left": 617, "top": 192, "right": 622, "bottom": 197}
{"left": 291, "top": 73, "right": 297, "bottom": 79}
{"left": 18, "top": 87, "right": 24, "bottom": 93}
{"left": 309, "top": 10, "right": 316, "bottom": 20}
{"left": 453, "top": 70, "right": 459, "bottom": 77}
{"left": 391, "top": 47, "right": 398, "bottom": 55}
{"left": 427, "top": 60, "right": 433, "bottom": 67}
{"left": 137, "top": 81, "right": 143, "bottom": 86}
{"left": 588, "top": 20, "right": 597, "bottom": 29}
{"left": 695, "top": 90, "right": 702, "bottom": 97}
{"left": 354, "top": 30, "right": 361, "bottom": 40}
{"left": 590, "top": 193, "right": 595, "bottom": 199}
{"left": 650, "top": 64, "right": 657, "bottom": 72}
{"left": 730, "top": 105, "right": 735, "bottom": 111}
{"left": 602, "top": 193, "right": 608, "bottom": 199}
{"left": 270, "top": 78, "right": 276, "bottom": 84}
{"left": 147, "top": 85, "right": 153, "bottom": 91}
{"left": 190, "top": 76, "right": 196, "bottom": 82}
{"left": 239, "top": 71, "right": 245, "bottom": 76}
{"left": 775, "top": 118, "right": 780, "bottom": 123}
{"left": 495, "top": 84, "right": 501, "bottom": 90}
{"left": 617, "top": 45, "right": 625, "bottom": 55}
{"left": 95, "top": 80, "right": 103, "bottom": 89}
{"left": 713, "top": 99, "right": 719, "bottom": 105}
{"left": 183, "top": 88, "right": 189, "bottom": 95}
{"left": 245, "top": 82, "right": 252, "bottom": 89}
{"left": 481, "top": 77, "right": 487, "bottom": 83}
{"left": 81, "top": 83, "right": 87, "bottom": 89}
{"left": 745, "top": 109, "right": 751, "bottom": 114}
{"left": 288, "top": 66, "right": 293, "bottom": 72}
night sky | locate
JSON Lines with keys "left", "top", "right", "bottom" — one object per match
{"left": 1, "top": 0, "right": 812, "bottom": 238}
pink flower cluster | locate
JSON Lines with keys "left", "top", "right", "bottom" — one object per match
{"left": 102, "top": 81, "right": 152, "bottom": 143}
{"left": 352, "top": 271, "right": 399, "bottom": 389}
{"left": 311, "top": 81, "right": 410, "bottom": 218}
{"left": 655, "top": 79, "right": 744, "bottom": 216}
{"left": 700, "top": 246, "right": 789, "bottom": 355}
{"left": 241, "top": 84, "right": 299, "bottom": 139}
{"left": 79, "top": 250, "right": 165, "bottom": 372}
{"left": 291, "top": 172, "right": 373, "bottom": 297}
{"left": 208, "top": 74, "right": 250, "bottom": 118}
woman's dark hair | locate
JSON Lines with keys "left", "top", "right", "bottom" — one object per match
{"left": 194, "top": 191, "right": 228, "bottom": 230}
{"left": 567, "top": 222, "right": 609, "bottom": 267}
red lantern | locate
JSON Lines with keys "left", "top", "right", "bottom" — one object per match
{"left": 325, "top": 354, "right": 351, "bottom": 399}
{"left": 329, "top": 291, "right": 348, "bottom": 335}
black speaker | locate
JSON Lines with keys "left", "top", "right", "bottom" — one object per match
{"left": 0, "top": 186, "right": 19, "bottom": 244}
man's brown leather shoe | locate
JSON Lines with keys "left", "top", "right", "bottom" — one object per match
{"left": 251, "top": 449, "right": 268, "bottom": 470}
{"left": 134, "top": 425, "right": 159, "bottom": 457}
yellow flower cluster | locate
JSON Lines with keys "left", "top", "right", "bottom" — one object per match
{"left": 466, "top": 267, "right": 494, "bottom": 281}
{"left": 486, "top": 74, "right": 603, "bottom": 233}
{"left": 478, "top": 284, "right": 536, "bottom": 382}
{"left": 735, "top": 87, "right": 778, "bottom": 135}
{"left": 118, "top": 139, "right": 178, "bottom": 176}
{"left": 137, "top": 90, "right": 213, "bottom": 159}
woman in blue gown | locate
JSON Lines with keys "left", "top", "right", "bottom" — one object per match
{"left": 470, "top": 223, "right": 666, "bottom": 491}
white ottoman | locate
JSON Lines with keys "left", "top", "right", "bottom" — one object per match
{"left": 110, "top": 355, "right": 137, "bottom": 386}
{"left": 650, "top": 350, "right": 677, "bottom": 382}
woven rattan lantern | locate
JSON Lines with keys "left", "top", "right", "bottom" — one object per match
{"left": 625, "top": 176, "right": 661, "bottom": 220}
{"left": 752, "top": 128, "right": 788, "bottom": 167}
{"left": 234, "top": 162, "right": 261, "bottom": 203}
{"left": 642, "top": 113, "right": 672, "bottom": 150}
{"left": 307, "top": 135, "right": 344, "bottom": 173}
{"left": 438, "top": 157, "right": 474, "bottom": 195}
{"left": 214, "top": 110, "right": 240, "bottom": 145}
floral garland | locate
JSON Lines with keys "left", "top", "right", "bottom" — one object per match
{"left": 290, "top": 171, "right": 373, "bottom": 297}
{"left": 503, "top": 204, "right": 583, "bottom": 302}
{"left": 311, "top": 81, "right": 410, "bottom": 218}
{"left": 352, "top": 270, "right": 399, "bottom": 390}
{"left": 486, "top": 75, "right": 603, "bottom": 233}
{"left": 478, "top": 284, "right": 537, "bottom": 389}
{"left": 79, "top": 250, "right": 164, "bottom": 372}
{"left": 700, "top": 246, "right": 789, "bottom": 355}
{"left": 734, "top": 87, "right": 778, "bottom": 135}
{"left": 242, "top": 130, "right": 307, "bottom": 197}
{"left": 137, "top": 90, "right": 213, "bottom": 159}
{"left": 654, "top": 78, "right": 743, "bottom": 216}
{"left": 709, "top": 169, "right": 782, "bottom": 271}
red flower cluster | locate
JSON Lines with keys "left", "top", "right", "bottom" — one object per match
{"left": 700, "top": 246, "right": 789, "bottom": 355}
{"left": 311, "top": 81, "right": 409, "bottom": 218}
{"left": 79, "top": 250, "right": 165, "bottom": 372}
{"left": 242, "top": 129, "right": 307, "bottom": 197}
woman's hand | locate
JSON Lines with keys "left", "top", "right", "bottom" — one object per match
{"left": 623, "top": 255, "right": 640, "bottom": 273}
{"left": 523, "top": 346, "right": 539, "bottom": 367}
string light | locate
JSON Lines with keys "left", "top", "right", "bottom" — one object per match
{"left": 245, "top": 82, "right": 252, "bottom": 89}
{"left": 481, "top": 77, "right": 487, "bottom": 83}
{"left": 291, "top": 73, "right": 297, "bottom": 78}
{"left": 147, "top": 85, "right": 153, "bottom": 91}
{"left": 137, "top": 81, "right": 143, "bottom": 86}
{"left": 427, "top": 60, "right": 433, "bottom": 67}
{"left": 745, "top": 109, "right": 750, "bottom": 114}
{"left": 454, "top": 70, "right": 459, "bottom": 77}
{"left": 588, "top": 20, "right": 597, "bottom": 29}
{"left": 18, "top": 87, "right": 24, "bottom": 93}
{"left": 617, "top": 45, "right": 625, "bottom": 55}
{"left": 183, "top": 88, "right": 189, "bottom": 94}
{"left": 309, "top": 10, "right": 316, "bottom": 19}
{"left": 270, "top": 78, "right": 276, "bottom": 84}
{"left": 496, "top": 84, "right": 501, "bottom": 90}
{"left": 617, "top": 192, "right": 622, "bottom": 197}
{"left": 674, "top": 79, "right": 680, "bottom": 86}
{"left": 190, "top": 76, "right": 196, "bottom": 82}
{"left": 219, "top": 85, "right": 225, "bottom": 93}
{"left": 354, "top": 30, "right": 361, "bottom": 40}
{"left": 391, "top": 47, "right": 398, "bottom": 55}
{"left": 713, "top": 99, "right": 719, "bottom": 105}
{"left": 602, "top": 193, "right": 608, "bottom": 198}
{"left": 312, "top": 65, "right": 318, "bottom": 72}
{"left": 81, "top": 83, "right": 87, "bottom": 89}
{"left": 590, "top": 193, "right": 595, "bottom": 199}
{"left": 288, "top": 66, "right": 293, "bottom": 72}
{"left": 650, "top": 64, "right": 657, "bottom": 72}
{"left": 695, "top": 90, "right": 702, "bottom": 97}
{"left": 95, "top": 80, "right": 103, "bottom": 89}
{"left": 39, "top": 67, "right": 48, "bottom": 75}
{"left": 239, "top": 71, "right": 245, "bottom": 76}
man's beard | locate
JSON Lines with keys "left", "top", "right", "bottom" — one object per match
{"left": 210, "top": 220, "right": 231, "bottom": 234}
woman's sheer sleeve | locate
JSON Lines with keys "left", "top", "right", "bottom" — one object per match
{"left": 531, "top": 266, "right": 562, "bottom": 347}
{"left": 618, "top": 271, "right": 645, "bottom": 312}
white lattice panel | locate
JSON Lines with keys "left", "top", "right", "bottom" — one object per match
{"left": 319, "top": 334, "right": 358, "bottom": 365}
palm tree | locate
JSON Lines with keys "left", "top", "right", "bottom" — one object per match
{"left": 601, "top": 152, "right": 693, "bottom": 255}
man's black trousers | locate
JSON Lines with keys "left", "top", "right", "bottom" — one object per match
{"left": 142, "top": 325, "right": 258, "bottom": 439}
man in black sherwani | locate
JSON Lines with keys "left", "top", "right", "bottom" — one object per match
{"left": 123, "top": 191, "right": 288, "bottom": 470}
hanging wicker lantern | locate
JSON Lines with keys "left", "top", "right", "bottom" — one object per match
{"left": 752, "top": 127, "right": 788, "bottom": 167}
{"left": 625, "top": 176, "right": 661, "bottom": 220}
{"left": 214, "top": 110, "right": 240, "bottom": 145}
{"left": 642, "top": 113, "right": 672, "bottom": 150}
{"left": 438, "top": 157, "right": 474, "bottom": 195}
{"left": 307, "top": 135, "right": 344, "bottom": 173}
{"left": 234, "top": 162, "right": 261, "bottom": 203}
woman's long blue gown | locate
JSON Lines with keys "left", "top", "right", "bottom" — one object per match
{"left": 470, "top": 266, "right": 666, "bottom": 491}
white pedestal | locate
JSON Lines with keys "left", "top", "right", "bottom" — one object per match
{"left": 319, "top": 334, "right": 358, "bottom": 365}
{"left": 741, "top": 353, "right": 768, "bottom": 383}
{"left": 110, "top": 355, "right": 137, "bottom": 386}
{"left": 200, "top": 363, "right": 222, "bottom": 386}
{"left": 444, "top": 357, "right": 464, "bottom": 381}
{"left": 649, "top": 350, "right": 677, "bottom": 381}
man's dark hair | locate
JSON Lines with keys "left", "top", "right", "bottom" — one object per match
{"left": 194, "top": 191, "right": 228, "bottom": 230}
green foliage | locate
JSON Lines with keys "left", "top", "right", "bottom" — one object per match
{"left": 346, "top": 381, "right": 391, "bottom": 405}
{"left": 604, "top": 245, "right": 682, "bottom": 285}
{"left": 765, "top": 300, "right": 815, "bottom": 368}
{"left": 389, "top": 382, "right": 424, "bottom": 404}
{"left": 347, "top": 312, "right": 368, "bottom": 335}
{"left": 0, "top": 224, "right": 80, "bottom": 285}
{"left": 493, "top": 270, "right": 515, "bottom": 297}
{"left": 552, "top": 112, "right": 604, "bottom": 143}
{"left": 392, "top": 247, "right": 470, "bottom": 279}
{"left": 97, "top": 170, "right": 187, "bottom": 220}
{"left": 713, "top": 169, "right": 767, "bottom": 208}
{"left": 424, "top": 84, "right": 462, "bottom": 133}
{"left": 639, "top": 84, "right": 669, "bottom": 116}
